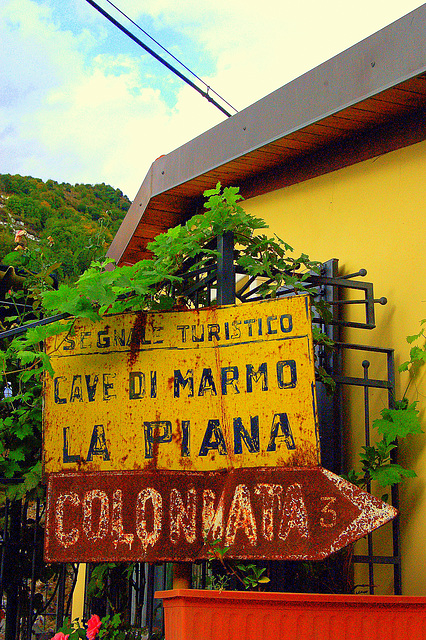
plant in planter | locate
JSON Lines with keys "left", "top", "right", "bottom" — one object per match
{"left": 204, "top": 537, "right": 270, "bottom": 592}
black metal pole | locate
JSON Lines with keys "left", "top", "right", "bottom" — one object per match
{"left": 27, "top": 499, "right": 40, "bottom": 640}
{"left": 216, "top": 232, "right": 235, "bottom": 305}
{"left": 388, "top": 349, "right": 402, "bottom": 595}
{"left": 362, "top": 360, "right": 375, "bottom": 595}
{"left": 56, "top": 564, "right": 66, "bottom": 628}
{"left": 146, "top": 564, "right": 155, "bottom": 637}
{"left": 0, "top": 498, "right": 9, "bottom": 606}
{"left": 5, "top": 501, "right": 21, "bottom": 640}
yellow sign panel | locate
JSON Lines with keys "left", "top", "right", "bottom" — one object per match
{"left": 43, "top": 295, "right": 320, "bottom": 473}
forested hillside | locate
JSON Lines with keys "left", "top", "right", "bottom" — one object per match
{"left": 0, "top": 174, "right": 130, "bottom": 281}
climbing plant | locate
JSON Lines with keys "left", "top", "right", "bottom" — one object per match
{"left": 344, "top": 319, "right": 425, "bottom": 495}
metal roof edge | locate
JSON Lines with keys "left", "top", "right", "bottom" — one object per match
{"left": 107, "top": 164, "right": 154, "bottom": 263}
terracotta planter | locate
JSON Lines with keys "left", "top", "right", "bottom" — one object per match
{"left": 156, "top": 589, "right": 426, "bottom": 640}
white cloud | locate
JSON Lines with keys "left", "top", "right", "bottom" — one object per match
{"left": 0, "top": 0, "right": 424, "bottom": 197}
{"left": 0, "top": 0, "right": 226, "bottom": 195}
{"left": 125, "top": 0, "right": 426, "bottom": 107}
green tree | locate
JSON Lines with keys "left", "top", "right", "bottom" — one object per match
{"left": 0, "top": 173, "right": 131, "bottom": 281}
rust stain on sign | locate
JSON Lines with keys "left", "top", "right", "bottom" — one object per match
{"left": 44, "top": 467, "right": 397, "bottom": 563}
{"left": 43, "top": 295, "right": 320, "bottom": 474}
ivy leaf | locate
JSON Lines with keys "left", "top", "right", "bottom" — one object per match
{"left": 407, "top": 331, "right": 424, "bottom": 343}
{"left": 398, "top": 361, "right": 410, "bottom": 372}
{"left": 23, "top": 461, "right": 42, "bottom": 492}
{"left": 410, "top": 345, "right": 426, "bottom": 363}
{"left": 5, "top": 462, "right": 42, "bottom": 500}
{"left": 371, "top": 464, "right": 417, "bottom": 487}
{"left": 1, "top": 461, "right": 21, "bottom": 478}
{"left": 38, "top": 351, "right": 55, "bottom": 378}
{"left": 316, "top": 365, "right": 336, "bottom": 395}
{"left": 8, "top": 449, "right": 26, "bottom": 462}
{"left": 19, "top": 368, "right": 40, "bottom": 384}
{"left": 373, "top": 403, "right": 423, "bottom": 441}
{"left": 110, "top": 613, "right": 122, "bottom": 626}
{"left": 16, "top": 350, "right": 38, "bottom": 365}
{"left": 14, "top": 422, "right": 34, "bottom": 440}
{"left": 25, "top": 320, "right": 73, "bottom": 344}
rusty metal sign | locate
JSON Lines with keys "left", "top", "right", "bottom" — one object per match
{"left": 43, "top": 295, "right": 320, "bottom": 474}
{"left": 44, "top": 467, "right": 397, "bottom": 563}
{"left": 43, "top": 295, "right": 397, "bottom": 565}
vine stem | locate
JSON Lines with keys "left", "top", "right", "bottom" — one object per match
{"left": 210, "top": 549, "right": 248, "bottom": 590}
{"left": 402, "top": 376, "right": 413, "bottom": 401}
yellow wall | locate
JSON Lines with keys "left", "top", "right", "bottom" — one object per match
{"left": 243, "top": 140, "right": 426, "bottom": 595}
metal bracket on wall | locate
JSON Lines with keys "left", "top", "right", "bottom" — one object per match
{"left": 236, "top": 267, "right": 386, "bottom": 330}
{"left": 308, "top": 272, "right": 387, "bottom": 329}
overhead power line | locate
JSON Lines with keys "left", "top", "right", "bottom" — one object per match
{"left": 103, "top": 0, "right": 237, "bottom": 115}
{"left": 85, "top": 0, "right": 237, "bottom": 118}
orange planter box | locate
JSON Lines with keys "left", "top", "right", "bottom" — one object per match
{"left": 156, "top": 589, "right": 426, "bottom": 640}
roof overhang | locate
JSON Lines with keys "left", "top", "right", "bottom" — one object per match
{"left": 108, "top": 4, "right": 426, "bottom": 266}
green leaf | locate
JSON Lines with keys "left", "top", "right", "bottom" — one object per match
{"left": 360, "top": 445, "right": 377, "bottom": 464}
{"left": 8, "top": 449, "right": 26, "bottom": 462}
{"left": 407, "top": 331, "right": 424, "bottom": 343}
{"left": 111, "top": 613, "right": 121, "bottom": 626}
{"left": 343, "top": 469, "right": 362, "bottom": 486}
{"left": 398, "top": 361, "right": 410, "bottom": 372}
{"left": 19, "top": 368, "right": 39, "bottom": 384}
{"left": 25, "top": 320, "right": 74, "bottom": 344}
{"left": 14, "top": 422, "right": 34, "bottom": 440}
{"left": 4, "top": 462, "right": 42, "bottom": 500}
{"left": 371, "top": 464, "right": 417, "bottom": 487}
{"left": 16, "top": 350, "right": 38, "bottom": 365}
{"left": 38, "top": 351, "right": 55, "bottom": 378}
{"left": 410, "top": 345, "right": 426, "bottom": 363}
{"left": 316, "top": 365, "right": 336, "bottom": 395}
{"left": 373, "top": 403, "right": 423, "bottom": 441}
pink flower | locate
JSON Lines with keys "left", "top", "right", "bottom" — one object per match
{"left": 87, "top": 615, "right": 102, "bottom": 640}
{"left": 51, "top": 633, "right": 69, "bottom": 640}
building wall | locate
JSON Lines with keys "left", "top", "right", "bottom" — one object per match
{"left": 243, "top": 139, "right": 426, "bottom": 595}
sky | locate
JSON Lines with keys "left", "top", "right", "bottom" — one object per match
{"left": 1, "top": 0, "right": 424, "bottom": 199}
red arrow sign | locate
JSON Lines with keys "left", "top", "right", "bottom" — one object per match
{"left": 45, "top": 467, "right": 396, "bottom": 563}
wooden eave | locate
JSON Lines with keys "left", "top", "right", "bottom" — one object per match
{"left": 108, "top": 4, "right": 426, "bottom": 266}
